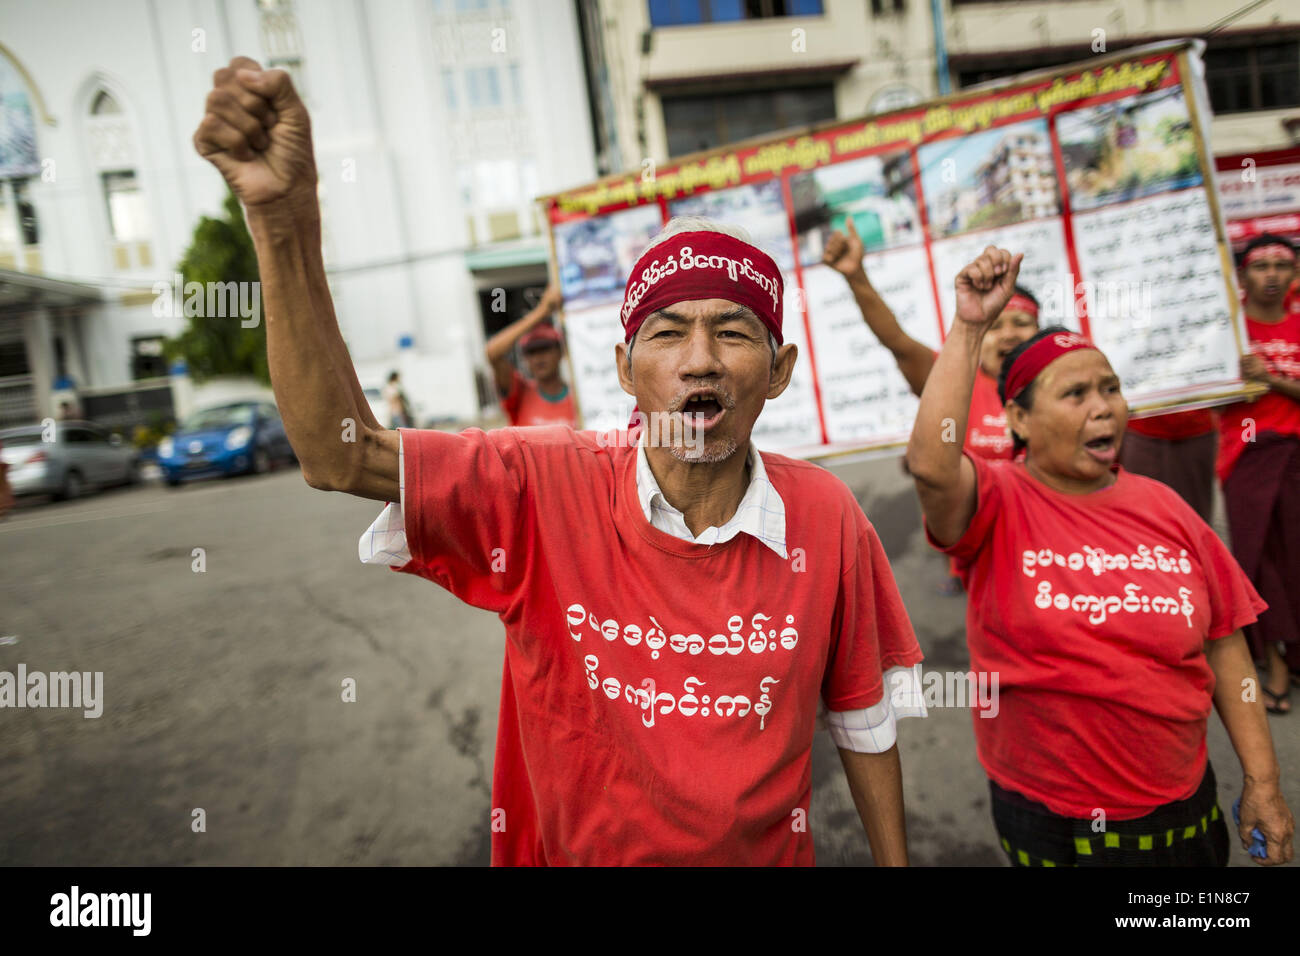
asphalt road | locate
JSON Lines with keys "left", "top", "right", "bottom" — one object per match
{"left": 0, "top": 454, "right": 1294, "bottom": 866}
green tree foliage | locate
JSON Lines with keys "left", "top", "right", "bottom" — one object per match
{"left": 163, "top": 191, "right": 268, "bottom": 383}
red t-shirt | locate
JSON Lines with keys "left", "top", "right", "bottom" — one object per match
{"left": 1126, "top": 409, "right": 1215, "bottom": 441}
{"left": 502, "top": 370, "right": 577, "bottom": 427}
{"left": 966, "top": 369, "right": 1014, "bottom": 459}
{"left": 395, "top": 426, "right": 922, "bottom": 865}
{"left": 1216, "top": 312, "right": 1300, "bottom": 481}
{"left": 927, "top": 453, "right": 1265, "bottom": 820}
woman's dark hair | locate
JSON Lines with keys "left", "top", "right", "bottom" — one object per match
{"left": 997, "top": 325, "right": 1072, "bottom": 455}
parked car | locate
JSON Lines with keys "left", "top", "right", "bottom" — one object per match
{"left": 157, "top": 401, "right": 296, "bottom": 487}
{"left": 0, "top": 421, "right": 141, "bottom": 500}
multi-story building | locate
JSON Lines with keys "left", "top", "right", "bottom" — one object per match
{"left": 977, "top": 128, "right": 1058, "bottom": 223}
{"left": 581, "top": 0, "right": 1298, "bottom": 172}
{"left": 945, "top": 0, "right": 1298, "bottom": 155}
{"left": 4, "top": 1, "right": 1294, "bottom": 429}
{"left": 0, "top": 0, "right": 595, "bottom": 428}
{"left": 580, "top": 0, "right": 939, "bottom": 171}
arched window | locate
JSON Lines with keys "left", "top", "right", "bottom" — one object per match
{"left": 90, "top": 90, "right": 121, "bottom": 115}
{"left": 85, "top": 85, "right": 152, "bottom": 271}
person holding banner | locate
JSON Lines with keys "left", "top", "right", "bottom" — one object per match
{"left": 821, "top": 220, "right": 1038, "bottom": 460}
{"left": 192, "top": 55, "right": 930, "bottom": 866}
{"left": 909, "top": 244, "right": 1293, "bottom": 866}
{"left": 484, "top": 284, "right": 577, "bottom": 427}
{"left": 1217, "top": 233, "right": 1300, "bottom": 716}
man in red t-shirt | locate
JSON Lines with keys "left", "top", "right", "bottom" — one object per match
{"left": 485, "top": 284, "right": 577, "bottom": 427}
{"left": 1217, "top": 234, "right": 1300, "bottom": 714}
{"left": 369, "top": 221, "right": 927, "bottom": 864}
{"left": 193, "top": 58, "right": 928, "bottom": 865}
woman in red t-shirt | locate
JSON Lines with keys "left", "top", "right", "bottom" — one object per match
{"left": 907, "top": 246, "right": 1294, "bottom": 867}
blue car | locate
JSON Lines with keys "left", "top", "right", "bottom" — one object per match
{"left": 158, "top": 401, "right": 297, "bottom": 487}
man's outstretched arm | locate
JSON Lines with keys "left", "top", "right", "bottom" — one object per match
{"left": 838, "top": 745, "right": 908, "bottom": 865}
{"left": 194, "top": 57, "right": 398, "bottom": 502}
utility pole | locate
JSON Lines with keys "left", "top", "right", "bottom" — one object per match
{"left": 931, "top": 0, "right": 951, "bottom": 96}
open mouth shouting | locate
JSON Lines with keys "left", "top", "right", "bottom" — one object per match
{"left": 674, "top": 387, "right": 731, "bottom": 433}
{"left": 1082, "top": 430, "right": 1118, "bottom": 465}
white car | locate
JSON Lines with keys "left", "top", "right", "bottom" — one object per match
{"left": 1, "top": 421, "right": 141, "bottom": 500}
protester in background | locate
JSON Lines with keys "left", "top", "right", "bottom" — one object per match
{"left": 484, "top": 284, "right": 577, "bottom": 428}
{"left": 822, "top": 219, "right": 1038, "bottom": 460}
{"left": 1217, "top": 233, "right": 1300, "bottom": 715}
{"left": 823, "top": 221, "right": 1040, "bottom": 595}
{"left": 909, "top": 245, "right": 1293, "bottom": 867}
{"left": 381, "top": 371, "right": 413, "bottom": 429}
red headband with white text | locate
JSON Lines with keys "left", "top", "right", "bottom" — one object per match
{"left": 1242, "top": 243, "right": 1297, "bottom": 267}
{"left": 620, "top": 231, "right": 784, "bottom": 345}
{"left": 1004, "top": 331, "right": 1098, "bottom": 402}
{"left": 1004, "top": 293, "right": 1040, "bottom": 320}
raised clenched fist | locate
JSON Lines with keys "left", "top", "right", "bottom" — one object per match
{"left": 539, "top": 283, "right": 564, "bottom": 313}
{"left": 193, "top": 56, "right": 317, "bottom": 208}
{"left": 821, "top": 217, "right": 865, "bottom": 278}
{"left": 954, "top": 246, "right": 1023, "bottom": 327}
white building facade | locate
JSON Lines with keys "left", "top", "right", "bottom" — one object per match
{"left": 0, "top": 0, "right": 596, "bottom": 428}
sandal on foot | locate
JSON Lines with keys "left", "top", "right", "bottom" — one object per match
{"left": 1262, "top": 685, "right": 1291, "bottom": 715}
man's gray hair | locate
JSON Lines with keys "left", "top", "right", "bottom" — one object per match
{"left": 640, "top": 215, "right": 757, "bottom": 252}
{"left": 627, "top": 216, "right": 778, "bottom": 362}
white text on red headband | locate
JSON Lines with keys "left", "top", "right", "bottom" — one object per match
{"left": 621, "top": 245, "right": 781, "bottom": 326}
